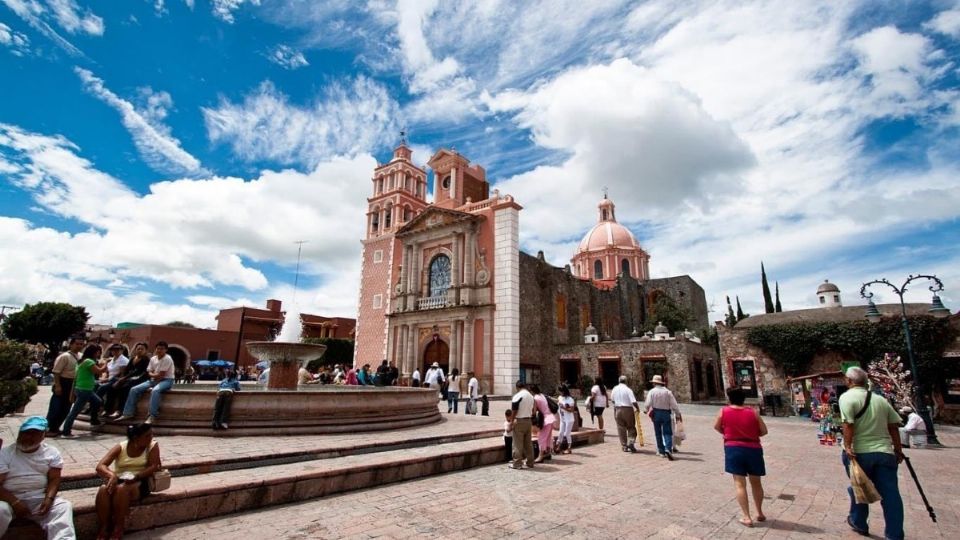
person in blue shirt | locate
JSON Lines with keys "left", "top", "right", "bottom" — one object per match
{"left": 212, "top": 370, "right": 241, "bottom": 430}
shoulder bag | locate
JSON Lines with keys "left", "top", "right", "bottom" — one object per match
{"left": 148, "top": 469, "right": 171, "bottom": 492}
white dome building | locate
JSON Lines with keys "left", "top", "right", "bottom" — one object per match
{"left": 817, "top": 280, "right": 842, "bottom": 308}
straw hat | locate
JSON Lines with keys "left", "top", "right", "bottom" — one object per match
{"left": 650, "top": 374, "right": 665, "bottom": 385}
{"left": 431, "top": 362, "right": 440, "bottom": 368}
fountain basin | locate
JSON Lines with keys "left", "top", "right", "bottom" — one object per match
{"left": 246, "top": 341, "right": 326, "bottom": 391}
{"left": 81, "top": 385, "right": 442, "bottom": 436}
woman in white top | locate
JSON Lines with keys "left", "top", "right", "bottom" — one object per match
{"left": 446, "top": 369, "right": 461, "bottom": 414}
{"left": 590, "top": 383, "right": 608, "bottom": 430}
{"left": 557, "top": 385, "right": 576, "bottom": 454}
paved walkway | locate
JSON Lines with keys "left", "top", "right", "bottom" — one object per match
{"left": 5, "top": 388, "right": 959, "bottom": 539}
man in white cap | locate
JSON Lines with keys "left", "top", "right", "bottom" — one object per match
{"left": 643, "top": 374, "right": 682, "bottom": 460}
{"left": 0, "top": 416, "right": 76, "bottom": 539}
{"left": 425, "top": 362, "right": 445, "bottom": 396}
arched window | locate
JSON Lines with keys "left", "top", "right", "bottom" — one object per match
{"left": 403, "top": 205, "right": 411, "bottom": 221}
{"left": 371, "top": 208, "right": 380, "bottom": 231}
{"left": 602, "top": 209, "right": 608, "bottom": 220}
{"left": 385, "top": 204, "right": 392, "bottom": 229}
{"left": 593, "top": 260, "right": 603, "bottom": 279}
{"left": 621, "top": 258, "right": 630, "bottom": 276}
{"left": 376, "top": 179, "right": 383, "bottom": 194}
{"left": 429, "top": 255, "right": 452, "bottom": 297}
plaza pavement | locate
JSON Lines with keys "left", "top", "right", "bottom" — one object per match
{"left": 3, "top": 387, "right": 959, "bottom": 539}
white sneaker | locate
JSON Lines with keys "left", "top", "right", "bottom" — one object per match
{"left": 220, "top": 423, "right": 228, "bottom": 429}
{"left": 145, "top": 416, "right": 156, "bottom": 424}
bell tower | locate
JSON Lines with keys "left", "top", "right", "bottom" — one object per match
{"left": 355, "top": 136, "right": 429, "bottom": 365}
{"left": 427, "top": 148, "right": 489, "bottom": 209}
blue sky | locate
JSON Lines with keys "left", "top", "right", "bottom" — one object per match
{"left": 1, "top": 0, "right": 959, "bottom": 327}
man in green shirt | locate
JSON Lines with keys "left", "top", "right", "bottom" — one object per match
{"left": 839, "top": 366, "right": 904, "bottom": 539}
{"left": 60, "top": 345, "right": 107, "bottom": 438}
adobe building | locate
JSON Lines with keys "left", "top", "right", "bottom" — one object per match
{"left": 110, "top": 299, "right": 355, "bottom": 372}
{"left": 354, "top": 143, "right": 718, "bottom": 399}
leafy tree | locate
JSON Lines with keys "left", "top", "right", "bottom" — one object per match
{"left": 165, "top": 321, "right": 196, "bottom": 328}
{"left": 774, "top": 282, "right": 783, "bottom": 312}
{"left": 1, "top": 302, "right": 89, "bottom": 351}
{"left": 0, "top": 341, "right": 39, "bottom": 417}
{"left": 302, "top": 337, "right": 355, "bottom": 366}
{"left": 736, "top": 296, "right": 749, "bottom": 321}
{"left": 643, "top": 294, "right": 693, "bottom": 333}
{"left": 725, "top": 295, "right": 737, "bottom": 326}
{"left": 761, "top": 262, "right": 775, "bottom": 314}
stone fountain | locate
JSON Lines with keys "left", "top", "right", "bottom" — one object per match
{"left": 79, "top": 308, "right": 441, "bottom": 436}
{"left": 245, "top": 341, "right": 325, "bottom": 391}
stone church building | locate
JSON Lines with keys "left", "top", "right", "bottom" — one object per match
{"left": 354, "top": 142, "right": 720, "bottom": 400}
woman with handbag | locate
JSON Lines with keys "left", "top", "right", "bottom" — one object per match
{"left": 530, "top": 385, "right": 557, "bottom": 463}
{"left": 94, "top": 423, "right": 162, "bottom": 539}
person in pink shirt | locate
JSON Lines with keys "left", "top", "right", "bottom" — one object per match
{"left": 530, "top": 385, "right": 556, "bottom": 463}
{"left": 345, "top": 366, "right": 359, "bottom": 386}
{"left": 714, "top": 387, "right": 768, "bottom": 527}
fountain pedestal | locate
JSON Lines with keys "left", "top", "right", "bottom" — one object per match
{"left": 246, "top": 341, "right": 326, "bottom": 391}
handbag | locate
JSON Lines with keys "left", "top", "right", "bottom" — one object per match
{"left": 533, "top": 410, "right": 544, "bottom": 429}
{"left": 148, "top": 469, "right": 172, "bottom": 492}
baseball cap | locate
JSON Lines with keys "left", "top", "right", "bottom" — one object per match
{"left": 20, "top": 416, "right": 49, "bottom": 432}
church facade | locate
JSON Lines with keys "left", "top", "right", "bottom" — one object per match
{"left": 354, "top": 144, "right": 719, "bottom": 400}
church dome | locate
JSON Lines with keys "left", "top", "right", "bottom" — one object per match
{"left": 577, "top": 220, "right": 641, "bottom": 253}
{"left": 571, "top": 193, "right": 651, "bottom": 282}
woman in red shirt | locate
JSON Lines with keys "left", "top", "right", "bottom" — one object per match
{"left": 714, "top": 387, "right": 769, "bottom": 527}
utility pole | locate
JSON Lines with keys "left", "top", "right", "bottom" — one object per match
{"left": 293, "top": 240, "right": 307, "bottom": 304}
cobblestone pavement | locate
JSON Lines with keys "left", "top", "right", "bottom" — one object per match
{"left": 129, "top": 405, "right": 959, "bottom": 539}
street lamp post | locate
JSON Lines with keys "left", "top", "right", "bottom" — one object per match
{"left": 860, "top": 274, "right": 950, "bottom": 446}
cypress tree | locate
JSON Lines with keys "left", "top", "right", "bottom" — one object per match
{"left": 736, "top": 295, "right": 748, "bottom": 321}
{"left": 775, "top": 282, "right": 783, "bottom": 312}
{"left": 761, "top": 262, "right": 775, "bottom": 314}
{"left": 725, "top": 295, "right": 737, "bottom": 326}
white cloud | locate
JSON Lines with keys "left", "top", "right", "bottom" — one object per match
{"left": 202, "top": 77, "right": 399, "bottom": 168}
{"left": 1, "top": 0, "right": 83, "bottom": 55}
{"left": 46, "top": 0, "right": 103, "bottom": 35}
{"left": 265, "top": 44, "right": 308, "bottom": 69}
{"left": 0, "top": 123, "right": 375, "bottom": 323}
{"left": 0, "top": 21, "right": 30, "bottom": 55}
{"left": 211, "top": 0, "right": 260, "bottom": 23}
{"left": 75, "top": 67, "right": 205, "bottom": 176}
{"left": 925, "top": 6, "right": 960, "bottom": 37}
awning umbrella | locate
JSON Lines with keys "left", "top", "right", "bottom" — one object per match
{"left": 193, "top": 360, "right": 212, "bottom": 367}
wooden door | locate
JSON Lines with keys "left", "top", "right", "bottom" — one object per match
{"left": 423, "top": 338, "right": 449, "bottom": 374}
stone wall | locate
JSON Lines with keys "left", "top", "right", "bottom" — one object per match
{"left": 517, "top": 252, "right": 715, "bottom": 400}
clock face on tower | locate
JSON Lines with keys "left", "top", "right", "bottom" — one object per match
{"left": 429, "top": 255, "right": 452, "bottom": 297}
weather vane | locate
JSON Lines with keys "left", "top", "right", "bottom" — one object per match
{"left": 400, "top": 128, "right": 407, "bottom": 146}
{"left": 602, "top": 185, "right": 608, "bottom": 199}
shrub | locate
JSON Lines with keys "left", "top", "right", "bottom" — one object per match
{"left": 0, "top": 341, "right": 39, "bottom": 417}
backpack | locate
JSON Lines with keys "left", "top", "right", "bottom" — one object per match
{"left": 546, "top": 396, "right": 559, "bottom": 414}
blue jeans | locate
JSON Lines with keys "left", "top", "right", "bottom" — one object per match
{"left": 123, "top": 378, "right": 173, "bottom": 418}
{"left": 652, "top": 409, "right": 674, "bottom": 455}
{"left": 841, "top": 451, "right": 904, "bottom": 540}
{"left": 61, "top": 389, "right": 101, "bottom": 435}
{"left": 447, "top": 392, "right": 460, "bottom": 413}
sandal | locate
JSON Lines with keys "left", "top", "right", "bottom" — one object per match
{"left": 756, "top": 514, "right": 766, "bottom": 522}
{"left": 738, "top": 518, "right": 753, "bottom": 528}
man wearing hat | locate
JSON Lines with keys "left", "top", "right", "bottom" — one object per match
{"left": 424, "top": 362, "right": 445, "bottom": 396}
{"left": 0, "top": 416, "right": 76, "bottom": 539}
{"left": 643, "top": 374, "right": 683, "bottom": 460}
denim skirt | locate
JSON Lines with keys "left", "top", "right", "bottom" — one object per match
{"left": 724, "top": 445, "right": 766, "bottom": 476}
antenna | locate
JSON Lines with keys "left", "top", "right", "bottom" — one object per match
{"left": 292, "top": 240, "right": 307, "bottom": 304}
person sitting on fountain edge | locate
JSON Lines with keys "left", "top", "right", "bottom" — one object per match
{"left": 116, "top": 342, "right": 175, "bottom": 425}
{"left": 212, "top": 370, "right": 241, "bottom": 430}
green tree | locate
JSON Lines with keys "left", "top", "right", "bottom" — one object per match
{"left": 644, "top": 294, "right": 693, "bottom": 333}
{"left": 165, "top": 321, "right": 196, "bottom": 328}
{"left": 774, "top": 282, "right": 783, "bottom": 312}
{"left": 1, "top": 302, "right": 89, "bottom": 351}
{"left": 0, "top": 341, "right": 39, "bottom": 417}
{"left": 736, "top": 296, "right": 749, "bottom": 321}
{"left": 302, "top": 337, "right": 355, "bottom": 367}
{"left": 761, "top": 262, "right": 775, "bottom": 314}
{"left": 725, "top": 295, "right": 737, "bottom": 326}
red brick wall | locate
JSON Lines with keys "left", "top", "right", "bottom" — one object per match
{"left": 355, "top": 236, "right": 394, "bottom": 366}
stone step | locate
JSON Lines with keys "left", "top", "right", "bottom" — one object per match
{"left": 57, "top": 426, "right": 503, "bottom": 490}
{"left": 5, "top": 429, "right": 605, "bottom": 540}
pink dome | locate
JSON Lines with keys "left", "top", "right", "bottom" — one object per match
{"left": 577, "top": 221, "right": 640, "bottom": 252}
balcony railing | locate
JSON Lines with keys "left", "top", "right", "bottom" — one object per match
{"left": 417, "top": 295, "right": 449, "bottom": 310}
